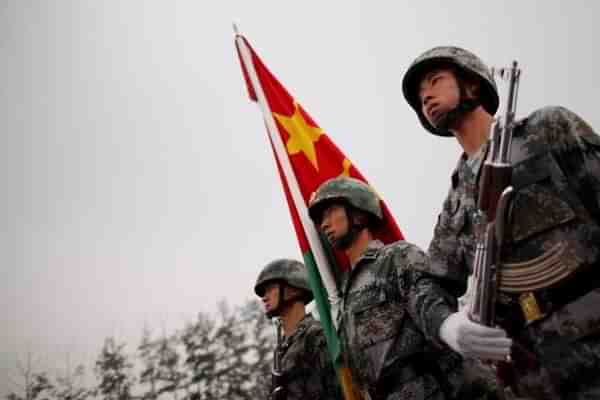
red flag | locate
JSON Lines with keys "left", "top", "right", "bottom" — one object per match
{"left": 236, "top": 36, "right": 404, "bottom": 271}
{"left": 236, "top": 34, "right": 405, "bottom": 400}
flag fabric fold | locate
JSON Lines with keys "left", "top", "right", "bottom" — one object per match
{"left": 235, "top": 33, "right": 404, "bottom": 400}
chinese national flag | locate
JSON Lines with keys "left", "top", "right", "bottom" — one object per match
{"left": 235, "top": 34, "right": 404, "bottom": 400}
{"left": 236, "top": 36, "right": 403, "bottom": 268}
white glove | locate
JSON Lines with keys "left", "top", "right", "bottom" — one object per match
{"left": 439, "top": 308, "right": 512, "bottom": 361}
{"left": 457, "top": 274, "right": 475, "bottom": 312}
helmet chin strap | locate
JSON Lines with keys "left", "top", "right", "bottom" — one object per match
{"left": 266, "top": 283, "right": 305, "bottom": 318}
{"left": 435, "top": 81, "right": 480, "bottom": 135}
{"left": 331, "top": 206, "right": 366, "bottom": 250}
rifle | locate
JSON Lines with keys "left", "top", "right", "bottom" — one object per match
{"left": 462, "top": 61, "right": 551, "bottom": 395}
{"left": 466, "top": 61, "right": 520, "bottom": 327}
{"left": 270, "top": 318, "right": 286, "bottom": 400}
{"left": 467, "top": 62, "right": 570, "bottom": 324}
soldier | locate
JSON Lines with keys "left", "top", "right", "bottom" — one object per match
{"left": 254, "top": 258, "right": 340, "bottom": 400}
{"left": 307, "top": 176, "right": 496, "bottom": 400}
{"left": 402, "top": 46, "right": 600, "bottom": 398}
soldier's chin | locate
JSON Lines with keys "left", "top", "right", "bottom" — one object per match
{"left": 435, "top": 110, "right": 464, "bottom": 133}
{"left": 325, "top": 236, "right": 336, "bottom": 247}
{"left": 431, "top": 114, "right": 447, "bottom": 130}
{"left": 266, "top": 309, "right": 279, "bottom": 318}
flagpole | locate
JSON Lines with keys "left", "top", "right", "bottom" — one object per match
{"left": 235, "top": 35, "right": 342, "bottom": 315}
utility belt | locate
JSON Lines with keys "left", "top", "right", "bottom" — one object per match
{"left": 494, "top": 265, "right": 600, "bottom": 399}
{"left": 496, "top": 147, "right": 600, "bottom": 330}
{"left": 496, "top": 261, "right": 600, "bottom": 339}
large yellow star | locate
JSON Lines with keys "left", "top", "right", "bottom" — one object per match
{"left": 274, "top": 102, "right": 323, "bottom": 170}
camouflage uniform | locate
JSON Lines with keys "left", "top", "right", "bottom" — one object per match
{"left": 427, "top": 106, "right": 600, "bottom": 399}
{"left": 337, "top": 238, "right": 480, "bottom": 400}
{"left": 254, "top": 259, "right": 340, "bottom": 400}
{"left": 402, "top": 45, "right": 600, "bottom": 399}
{"left": 308, "top": 177, "right": 498, "bottom": 400}
{"left": 277, "top": 313, "right": 340, "bottom": 400}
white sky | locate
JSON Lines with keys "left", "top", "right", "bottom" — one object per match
{"left": 2, "top": 0, "right": 599, "bottom": 393}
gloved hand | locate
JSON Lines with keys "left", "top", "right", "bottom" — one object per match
{"left": 439, "top": 308, "right": 512, "bottom": 361}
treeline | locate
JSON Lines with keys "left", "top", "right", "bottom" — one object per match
{"left": 7, "top": 300, "right": 275, "bottom": 400}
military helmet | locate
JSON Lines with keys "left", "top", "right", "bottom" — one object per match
{"left": 254, "top": 258, "right": 313, "bottom": 304}
{"left": 308, "top": 176, "right": 383, "bottom": 223}
{"left": 402, "top": 46, "right": 499, "bottom": 136}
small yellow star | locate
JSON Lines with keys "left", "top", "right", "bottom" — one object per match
{"left": 274, "top": 102, "right": 323, "bottom": 170}
{"left": 338, "top": 159, "right": 381, "bottom": 199}
{"left": 340, "top": 158, "right": 352, "bottom": 177}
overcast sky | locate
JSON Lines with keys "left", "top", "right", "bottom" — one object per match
{"left": 2, "top": 0, "right": 599, "bottom": 394}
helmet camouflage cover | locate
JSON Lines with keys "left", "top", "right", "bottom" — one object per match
{"left": 308, "top": 176, "right": 383, "bottom": 223}
{"left": 254, "top": 258, "right": 313, "bottom": 304}
{"left": 401, "top": 46, "right": 499, "bottom": 136}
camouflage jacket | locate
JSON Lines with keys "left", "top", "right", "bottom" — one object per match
{"left": 277, "top": 314, "right": 339, "bottom": 400}
{"left": 336, "top": 239, "right": 467, "bottom": 400}
{"left": 428, "top": 106, "right": 600, "bottom": 398}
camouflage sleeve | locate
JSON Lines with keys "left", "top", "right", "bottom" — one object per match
{"left": 393, "top": 243, "right": 457, "bottom": 347}
{"left": 427, "top": 188, "right": 470, "bottom": 294}
{"left": 541, "top": 106, "right": 600, "bottom": 224}
{"left": 304, "top": 325, "right": 341, "bottom": 400}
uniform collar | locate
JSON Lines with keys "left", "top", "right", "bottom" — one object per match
{"left": 282, "top": 314, "right": 313, "bottom": 349}
{"left": 339, "top": 240, "right": 385, "bottom": 309}
{"left": 352, "top": 239, "right": 384, "bottom": 268}
{"left": 451, "top": 140, "right": 490, "bottom": 189}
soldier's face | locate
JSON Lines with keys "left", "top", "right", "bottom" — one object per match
{"left": 261, "top": 281, "right": 280, "bottom": 315}
{"left": 418, "top": 68, "right": 461, "bottom": 128}
{"left": 319, "top": 203, "right": 349, "bottom": 245}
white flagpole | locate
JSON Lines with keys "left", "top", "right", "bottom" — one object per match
{"left": 236, "top": 34, "right": 341, "bottom": 317}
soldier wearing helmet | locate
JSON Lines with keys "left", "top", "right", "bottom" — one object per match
{"left": 308, "top": 176, "right": 497, "bottom": 400}
{"left": 255, "top": 258, "right": 314, "bottom": 319}
{"left": 402, "top": 46, "right": 600, "bottom": 399}
{"left": 254, "top": 259, "right": 339, "bottom": 400}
